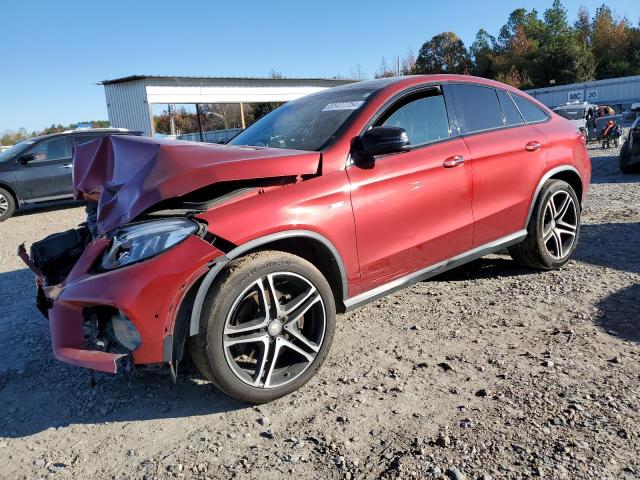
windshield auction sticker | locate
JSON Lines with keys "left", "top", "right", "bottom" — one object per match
{"left": 322, "top": 101, "right": 365, "bottom": 112}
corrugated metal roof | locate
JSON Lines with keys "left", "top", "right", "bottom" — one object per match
{"left": 99, "top": 75, "right": 359, "bottom": 85}
{"left": 526, "top": 75, "right": 640, "bottom": 95}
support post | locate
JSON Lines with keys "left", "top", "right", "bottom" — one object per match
{"left": 195, "top": 103, "right": 204, "bottom": 142}
{"left": 240, "top": 102, "right": 246, "bottom": 130}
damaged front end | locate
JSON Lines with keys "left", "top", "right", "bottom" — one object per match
{"left": 19, "top": 135, "right": 319, "bottom": 375}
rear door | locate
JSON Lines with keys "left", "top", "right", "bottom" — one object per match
{"left": 449, "top": 84, "right": 547, "bottom": 246}
{"left": 347, "top": 86, "right": 474, "bottom": 292}
{"left": 14, "top": 136, "right": 74, "bottom": 201}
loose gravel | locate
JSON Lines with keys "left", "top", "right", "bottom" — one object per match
{"left": 0, "top": 143, "right": 638, "bottom": 479}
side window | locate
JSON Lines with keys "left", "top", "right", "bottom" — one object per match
{"left": 450, "top": 84, "right": 503, "bottom": 134}
{"left": 74, "top": 134, "right": 103, "bottom": 146}
{"left": 496, "top": 90, "right": 524, "bottom": 126}
{"left": 510, "top": 94, "right": 549, "bottom": 123}
{"left": 29, "top": 138, "right": 71, "bottom": 161}
{"left": 378, "top": 89, "right": 450, "bottom": 146}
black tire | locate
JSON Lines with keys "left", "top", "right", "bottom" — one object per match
{"left": 619, "top": 141, "right": 639, "bottom": 174}
{"left": 189, "top": 250, "right": 336, "bottom": 403}
{"left": 509, "top": 179, "right": 581, "bottom": 270}
{"left": 0, "top": 187, "right": 16, "bottom": 222}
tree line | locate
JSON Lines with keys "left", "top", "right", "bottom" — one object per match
{"left": 375, "top": 1, "right": 640, "bottom": 90}
{"left": 1, "top": 121, "right": 110, "bottom": 146}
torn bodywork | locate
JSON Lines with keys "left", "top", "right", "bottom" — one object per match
{"left": 74, "top": 135, "right": 321, "bottom": 234}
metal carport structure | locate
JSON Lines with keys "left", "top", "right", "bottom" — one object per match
{"left": 100, "top": 75, "right": 357, "bottom": 138}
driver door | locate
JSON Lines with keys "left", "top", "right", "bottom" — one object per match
{"left": 347, "top": 87, "right": 474, "bottom": 292}
{"left": 15, "top": 136, "right": 73, "bottom": 201}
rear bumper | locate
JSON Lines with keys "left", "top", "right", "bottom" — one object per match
{"left": 26, "top": 235, "right": 223, "bottom": 373}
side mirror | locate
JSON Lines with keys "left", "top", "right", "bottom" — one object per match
{"left": 18, "top": 153, "right": 36, "bottom": 165}
{"left": 352, "top": 126, "right": 410, "bottom": 165}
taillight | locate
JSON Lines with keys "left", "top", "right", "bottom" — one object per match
{"left": 577, "top": 129, "right": 587, "bottom": 144}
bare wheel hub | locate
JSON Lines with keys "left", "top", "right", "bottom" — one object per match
{"left": 267, "top": 319, "right": 284, "bottom": 337}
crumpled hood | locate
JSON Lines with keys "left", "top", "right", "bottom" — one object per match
{"left": 73, "top": 135, "right": 321, "bottom": 234}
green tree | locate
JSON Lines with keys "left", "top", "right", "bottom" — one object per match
{"left": 590, "top": 5, "right": 635, "bottom": 78}
{"left": 532, "top": 0, "right": 595, "bottom": 86}
{"left": 414, "top": 32, "right": 470, "bottom": 74}
{"left": 470, "top": 29, "right": 497, "bottom": 78}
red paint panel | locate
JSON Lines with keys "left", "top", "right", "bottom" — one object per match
{"left": 48, "top": 236, "right": 223, "bottom": 370}
{"left": 197, "top": 171, "right": 362, "bottom": 297}
{"left": 347, "top": 139, "right": 474, "bottom": 292}
{"left": 466, "top": 125, "right": 547, "bottom": 246}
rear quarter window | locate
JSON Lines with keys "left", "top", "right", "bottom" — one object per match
{"left": 496, "top": 90, "right": 524, "bottom": 126}
{"left": 450, "top": 84, "right": 504, "bottom": 134}
{"left": 510, "top": 94, "right": 549, "bottom": 123}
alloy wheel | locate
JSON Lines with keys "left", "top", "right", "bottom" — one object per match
{"left": 222, "top": 271, "right": 326, "bottom": 389}
{"left": 0, "top": 193, "right": 8, "bottom": 216}
{"left": 542, "top": 190, "right": 578, "bottom": 260}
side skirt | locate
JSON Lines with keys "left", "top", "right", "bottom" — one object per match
{"left": 343, "top": 230, "right": 528, "bottom": 311}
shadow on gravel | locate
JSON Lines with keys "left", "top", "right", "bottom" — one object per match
{"left": 574, "top": 222, "right": 640, "bottom": 274}
{"left": 0, "top": 268, "right": 245, "bottom": 438}
{"left": 596, "top": 283, "right": 640, "bottom": 344}
{"left": 588, "top": 148, "right": 640, "bottom": 184}
{"left": 432, "top": 256, "right": 537, "bottom": 282}
{"left": 13, "top": 200, "right": 83, "bottom": 218}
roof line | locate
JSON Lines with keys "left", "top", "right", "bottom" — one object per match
{"left": 99, "top": 75, "right": 359, "bottom": 85}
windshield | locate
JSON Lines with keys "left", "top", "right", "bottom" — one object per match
{"left": 0, "top": 140, "right": 34, "bottom": 162}
{"left": 554, "top": 108, "right": 585, "bottom": 120}
{"left": 228, "top": 87, "right": 377, "bottom": 151}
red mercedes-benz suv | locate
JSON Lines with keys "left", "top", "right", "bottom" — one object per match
{"left": 21, "top": 75, "right": 591, "bottom": 403}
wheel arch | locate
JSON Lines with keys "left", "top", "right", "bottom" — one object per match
{"left": 524, "top": 166, "right": 583, "bottom": 228}
{"left": 188, "top": 230, "right": 349, "bottom": 337}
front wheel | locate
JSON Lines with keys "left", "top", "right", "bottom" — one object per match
{"left": 509, "top": 179, "right": 581, "bottom": 270}
{"left": 189, "top": 251, "right": 336, "bottom": 403}
{"left": 0, "top": 187, "right": 16, "bottom": 222}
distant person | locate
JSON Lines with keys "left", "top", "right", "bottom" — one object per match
{"left": 586, "top": 107, "right": 594, "bottom": 120}
{"left": 602, "top": 119, "right": 619, "bottom": 149}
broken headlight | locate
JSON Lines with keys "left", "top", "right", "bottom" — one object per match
{"left": 101, "top": 218, "right": 198, "bottom": 270}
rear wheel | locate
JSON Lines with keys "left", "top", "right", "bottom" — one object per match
{"left": 189, "top": 251, "right": 336, "bottom": 403}
{"left": 0, "top": 187, "right": 16, "bottom": 222}
{"left": 509, "top": 179, "right": 580, "bottom": 270}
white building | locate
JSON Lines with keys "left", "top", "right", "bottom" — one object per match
{"left": 526, "top": 75, "right": 640, "bottom": 111}
{"left": 100, "top": 75, "right": 357, "bottom": 138}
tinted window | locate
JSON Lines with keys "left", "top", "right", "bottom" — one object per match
{"left": 450, "top": 84, "right": 503, "bottom": 134}
{"left": 511, "top": 94, "right": 549, "bottom": 123}
{"left": 74, "top": 134, "right": 103, "bottom": 145}
{"left": 497, "top": 90, "right": 524, "bottom": 126}
{"left": 29, "top": 138, "right": 71, "bottom": 161}
{"left": 553, "top": 108, "right": 584, "bottom": 120}
{"left": 379, "top": 90, "right": 450, "bottom": 145}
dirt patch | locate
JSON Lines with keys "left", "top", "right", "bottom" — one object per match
{"left": 0, "top": 144, "right": 639, "bottom": 479}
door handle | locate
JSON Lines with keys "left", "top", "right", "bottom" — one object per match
{"left": 443, "top": 155, "right": 465, "bottom": 168}
{"left": 525, "top": 141, "right": 541, "bottom": 152}
{"left": 60, "top": 163, "right": 72, "bottom": 169}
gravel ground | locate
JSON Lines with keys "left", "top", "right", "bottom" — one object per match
{"left": 0, "top": 143, "right": 639, "bottom": 480}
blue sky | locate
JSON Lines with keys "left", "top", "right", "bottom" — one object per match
{"left": 1, "top": 0, "right": 638, "bottom": 132}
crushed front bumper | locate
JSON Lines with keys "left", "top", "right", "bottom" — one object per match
{"left": 21, "top": 235, "right": 223, "bottom": 373}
